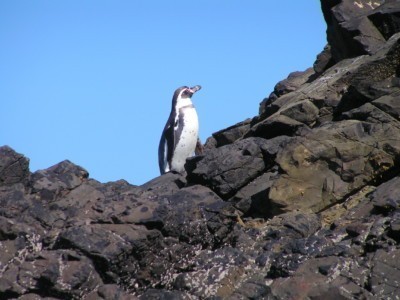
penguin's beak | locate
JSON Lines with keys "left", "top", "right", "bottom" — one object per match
{"left": 189, "top": 85, "right": 201, "bottom": 94}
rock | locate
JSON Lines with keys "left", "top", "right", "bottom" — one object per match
{"left": 369, "top": 249, "right": 400, "bottom": 297}
{"left": 266, "top": 212, "right": 321, "bottom": 239}
{"left": 334, "top": 76, "right": 400, "bottom": 116}
{"left": 54, "top": 224, "right": 157, "bottom": 284}
{"left": 186, "top": 137, "right": 289, "bottom": 199}
{"left": 30, "top": 160, "right": 88, "bottom": 201}
{"left": 279, "top": 99, "right": 320, "bottom": 126}
{"left": 269, "top": 119, "right": 400, "bottom": 212}
{"left": 320, "top": 185, "right": 376, "bottom": 227}
{"left": 270, "top": 257, "right": 372, "bottom": 299}
{"left": 210, "top": 118, "right": 252, "bottom": 147}
{"left": 244, "top": 114, "right": 305, "bottom": 140}
{"left": 0, "top": 250, "right": 102, "bottom": 299}
{"left": 368, "top": 2, "right": 400, "bottom": 40}
{"left": 313, "top": 44, "right": 335, "bottom": 74}
{"left": 0, "top": 183, "right": 32, "bottom": 219}
{"left": 143, "top": 184, "right": 227, "bottom": 246}
{"left": 259, "top": 68, "right": 315, "bottom": 117}
{"left": 321, "top": 0, "right": 386, "bottom": 62}
{"left": 372, "top": 89, "right": 400, "bottom": 119}
{"left": 140, "top": 289, "right": 188, "bottom": 300}
{"left": 86, "top": 284, "right": 136, "bottom": 300}
{"left": 273, "top": 68, "right": 315, "bottom": 98}
{"left": 17, "top": 294, "right": 59, "bottom": 300}
{"left": 141, "top": 172, "right": 186, "bottom": 197}
{"left": 231, "top": 171, "right": 279, "bottom": 218}
{"left": 388, "top": 212, "right": 400, "bottom": 242}
{"left": 171, "top": 246, "right": 254, "bottom": 298}
{"left": 0, "top": 146, "right": 30, "bottom": 186}
{"left": 203, "top": 135, "right": 218, "bottom": 151}
{"left": 371, "top": 176, "right": 400, "bottom": 214}
{"left": 2, "top": 0, "right": 400, "bottom": 298}
{"left": 186, "top": 138, "right": 268, "bottom": 198}
{"left": 229, "top": 280, "right": 273, "bottom": 300}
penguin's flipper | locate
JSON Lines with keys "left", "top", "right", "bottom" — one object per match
{"left": 158, "top": 117, "right": 175, "bottom": 174}
{"left": 165, "top": 121, "right": 176, "bottom": 166}
{"left": 158, "top": 133, "right": 168, "bottom": 174}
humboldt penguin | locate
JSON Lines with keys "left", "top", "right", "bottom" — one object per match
{"left": 158, "top": 85, "right": 202, "bottom": 174}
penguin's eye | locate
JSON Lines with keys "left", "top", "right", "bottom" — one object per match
{"left": 181, "top": 91, "right": 189, "bottom": 98}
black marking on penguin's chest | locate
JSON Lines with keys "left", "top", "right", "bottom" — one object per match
{"left": 173, "top": 108, "right": 187, "bottom": 151}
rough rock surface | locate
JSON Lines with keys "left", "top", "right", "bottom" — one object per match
{"left": 2, "top": 1, "right": 400, "bottom": 299}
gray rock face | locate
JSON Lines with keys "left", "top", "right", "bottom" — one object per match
{"left": 2, "top": 1, "right": 400, "bottom": 299}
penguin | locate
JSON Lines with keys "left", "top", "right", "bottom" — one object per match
{"left": 158, "top": 85, "right": 202, "bottom": 175}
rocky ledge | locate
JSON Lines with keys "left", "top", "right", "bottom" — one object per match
{"left": 2, "top": 0, "right": 400, "bottom": 299}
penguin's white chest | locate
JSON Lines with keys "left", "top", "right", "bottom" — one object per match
{"left": 171, "top": 107, "right": 199, "bottom": 172}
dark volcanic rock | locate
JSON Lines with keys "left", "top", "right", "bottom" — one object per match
{"left": 0, "top": 146, "right": 30, "bottom": 186}
{"left": 186, "top": 137, "right": 285, "bottom": 199}
{"left": 210, "top": 118, "right": 252, "bottom": 148}
{"left": 2, "top": 1, "right": 400, "bottom": 299}
{"left": 369, "top": 2, "right": 400, "bottom": 40}
{"left": 0, "top": 250, "right": 102, "bottom": 299}
{"left": 370, "top": 249, "right": 400, "bottom": 297}
{"left": 259, "top": 68, "right": 316, "bottom": 117}
{"left": 86, "top": 284, "right": 136, "bottom": 300}
{"left": 313, "top": 44, "right": 335, "bottom": 74}
{"left": 371, "top": 176, "right": 400, "bottom": 213}
{"left": 245, "top": 114, "right": 305, "bottom": 140}
{"left": 321, "top": 0, "right": 386, "bottom": 62}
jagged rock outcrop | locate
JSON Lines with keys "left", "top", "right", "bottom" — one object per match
{"left": 1, "top": 0, "right": 400, "bottom": 299}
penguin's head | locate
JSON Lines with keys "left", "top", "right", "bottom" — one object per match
{"left": 172, "top": 85, "right": 201, "bottom": 108}
{"left": 176, "top": 85, "right": 201, "bottom": 99}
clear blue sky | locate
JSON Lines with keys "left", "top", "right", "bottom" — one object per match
{"left": 1, "top": 1, "right": 326, "bottom": 185}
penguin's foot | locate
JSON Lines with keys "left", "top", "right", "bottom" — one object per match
{"left": 195, "top": 138, "right": 204, "bottom": 156}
